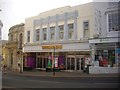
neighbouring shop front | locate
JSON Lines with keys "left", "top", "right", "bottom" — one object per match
{"left": 89, "top": 38, "right": 120, "bottom": 67}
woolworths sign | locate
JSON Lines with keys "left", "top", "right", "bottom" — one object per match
{"left": 42, "top": 45, "right": 62, "bottom": 49}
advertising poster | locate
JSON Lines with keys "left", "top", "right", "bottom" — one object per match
{"left": 51, "top": 56, "right": 58, "bottom": 68}
{"left": 54, "top": 57, "right": 58, "bottom": 68}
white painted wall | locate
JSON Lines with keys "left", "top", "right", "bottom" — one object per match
{"left": 24, "top": 3, "right": 94, "bottom": 45}
{"left": 93, "top": 2, "right": 108, "bottom": 38}
{"left": 89, "top": 66, "right": 119, "bottom": 74}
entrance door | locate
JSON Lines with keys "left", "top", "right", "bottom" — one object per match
{"left": 36, "top": 57, "right": 42, "bottom": 68}
{"left": 66, "top": 57, "right": 75, "bottom": 70}
{"left": 77, "top": 57, "right": 85, "bottom": 71}
{"left": 66, "top": 56, "right": 84, "bottom": 71}
{"left": 76, "top": 57, "right": 80, "bottom": 70}
{"left": 43, "top": 58, "right": 48, "bottom": 68}
{"left": 36, "top": 57, "right": 48, "bottom": 69}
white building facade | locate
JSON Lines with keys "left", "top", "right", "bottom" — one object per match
{"left": 23, "top": 2, "right": 113, "bottom": 72}
{"left": 89, "top": 2, "right": 120, "bottom": 74}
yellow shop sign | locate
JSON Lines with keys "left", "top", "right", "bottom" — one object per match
{"left": 42, "top": 45, "right": 62, "bottom": 49}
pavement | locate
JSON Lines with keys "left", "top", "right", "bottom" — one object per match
{"left": 2, "top": 70, "right": 119, "bottom": 78}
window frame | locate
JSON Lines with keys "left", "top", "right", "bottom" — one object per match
{"left": 27, "top": 31, "right": 30, "bottom": 42}
{"left": 83, "top": 21, "right": 89, "bottom": 30}
{"left": 58, "top": 25, "right": 64, "bottom": 40}
{"left": 50, "top": 26, "right": 55, "bottom": 40}
{"left": 36, "top": 29, "right": 40, "bottom": 41}
{"left": 68, "top": 23, "right": 74, "bottom": 40}
{"left": 43, "top": 28, "right": 47, "bottom": 41}
{"left": 107, "top": 12, "right": 119, "bottom": 32}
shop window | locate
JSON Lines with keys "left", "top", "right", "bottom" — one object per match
{"left": 95, "top": 50, "right": 115, "bottom": 67}
{"left": 108, "top": 50, "right": 115, "bottom": 67}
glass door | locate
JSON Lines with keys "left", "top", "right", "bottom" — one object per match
{"left": 36, "top": 57, "right": 42, "bottom": 68}
{"left": 76, "top": 57, "right": 80, "bottom": 70}
{"left": 71, "top": 58, "right": 75, "bottom": 70}
{"left": 66, "top": 57, "right": 75, "bottom": 70}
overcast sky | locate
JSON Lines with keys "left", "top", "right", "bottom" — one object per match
{"left": 0, "top": 0, "right": 118, "bottom": 40}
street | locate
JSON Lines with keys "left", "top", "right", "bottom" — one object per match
{"left": 2, "top": 73, "right": 119, "bottom": 89}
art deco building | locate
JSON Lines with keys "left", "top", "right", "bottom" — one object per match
{"left": 23, "top": 2, "right": 119, "bottom": 73}
{"left": 23, "top": 2, "right": 103, "bottom": 71}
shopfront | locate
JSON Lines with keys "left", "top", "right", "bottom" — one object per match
{"left": 23, "top": 42, "right": 90, "bottom": 71}
{"left": 89, "top": 38, "right": 120, "bottom": 67}
{"left": 66, "top": 51, "right": 90, "bottom": 71}
{"left": 34, "top": 51, "right": 66, "bottom": 70}
{"left": 23, "top": 53, "right": 36, "bottom": 69}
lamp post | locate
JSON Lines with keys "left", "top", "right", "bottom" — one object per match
{"left": 53, "top": 46, "right": 55, "bottom": 76}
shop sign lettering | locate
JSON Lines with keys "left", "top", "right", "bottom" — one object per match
{"left": 99, "top": 38, "right": 110, "bottom": 43}
{"left": 42, "top": 45, "right": 62, "bottom": 49}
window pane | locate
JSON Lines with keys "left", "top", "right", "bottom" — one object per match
{"left": 50, "top": 27, "right": 55, "bottom": 40}
{"left": 27, "top": 31, "right": 30, "bottom": 42}
{"left": 43, "top": 28, "right": 47, "bottom": 41}
{"left": 36, "top": 29, "right": 40, "bottom": 41}
{"left": 108, "top": 13, "right": 118, "bottom": 31}
{"left": 68, "top": 23, "right": 74, "bottom": 39}
{"left": 83, "top": 21, "right": 89, "bottom": 30}
{"left": 58, "top": 25, "right": 64, "bottom": 40}
{"left": 68, "top": 23, "right": 74, "bottom": 30}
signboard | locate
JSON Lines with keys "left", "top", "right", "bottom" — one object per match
{"left": 42, "top": 45, "right": 62, "bottom": 49}
{"left": 89, "top": 38, "right": 119, "bottom": 44}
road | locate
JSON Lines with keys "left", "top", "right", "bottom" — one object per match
{"left": 2, "top": 73, "right": 119, "bottom": 89}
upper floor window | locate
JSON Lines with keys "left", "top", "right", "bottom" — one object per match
{"left": 83, "top": 21, "right": 89, "bottom": 38}
{"left": 27, "top": 31, "right": 30, "bottom": 42}
{"left": 43, "top": 28, "right": 47, "bottom": 41}
{"left": 11, "top": 34, "right": 13, "bottom": 41}
{"left": 19, "top": 33, "right": 22, "bottom": 49}
{"left": 36, "top": 29, "right": 40, "bottom": 41}
{"left": 50, "top": 27, "right": 55, "bottom": 40}
{"left": 108, "top": 12, "right": 119, "bottom": 32}
{"left": 83, "top": 21, "right": 89, "bottom": 30}
{"left": 68, "top": 23, "right": 74, "bottom": 39}
{"left": 58, "top": 25, "right": 64, "bottom": 40}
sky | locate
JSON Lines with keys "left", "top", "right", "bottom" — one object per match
{"left": 1, "top": 0, "right": 118, "bottom": 40}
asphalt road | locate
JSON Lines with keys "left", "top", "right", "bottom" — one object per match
{"left": 2, "top": 73, "right": 119, "bottom": 89}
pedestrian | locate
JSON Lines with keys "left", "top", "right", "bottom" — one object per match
{"left": 18, "top": 63, "right": 22, "bottom": 74}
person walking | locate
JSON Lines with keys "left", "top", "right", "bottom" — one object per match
{"left": 18, "top": 63, "right": 22, "bottom": 74}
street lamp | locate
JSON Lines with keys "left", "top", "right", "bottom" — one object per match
{"left": 53, "top": 46, "right": 55, "bottom": 76}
